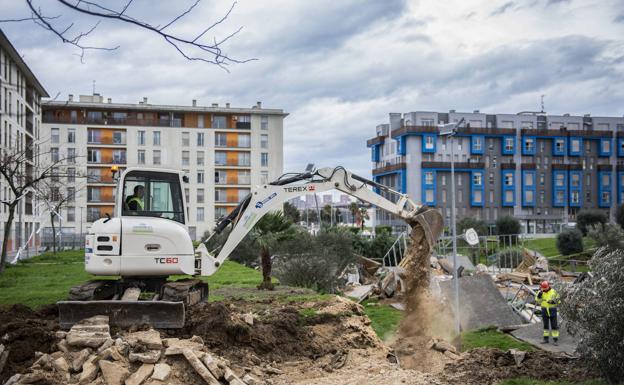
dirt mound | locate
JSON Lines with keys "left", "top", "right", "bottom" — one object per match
{"left": 0, "top": 305, "right": 58, "bottom": 384}
{"left": 168, "top": 298, "right": 381, "bottom": 365}
{"left": 442, "top": 348, "right": 596, "bottom": 385}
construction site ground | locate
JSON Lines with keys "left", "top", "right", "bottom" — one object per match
{"left": 0, "top": 250, "right": 602, "bottom": 385}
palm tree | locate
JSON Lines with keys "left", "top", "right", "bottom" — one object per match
{"left": 252, "top": 211, "right": 295, "bottom": 290}
{"left": 349, "top": 202, "right": 359, "bottom": 226}
{"left": 357, "top": 207, "right": 370, "bottom": 230}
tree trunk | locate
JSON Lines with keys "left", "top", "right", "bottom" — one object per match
{"left": 50, "top": 212, "right": 57, "bottom": 255}
{"left": 0, "top": 205, "right": 16, "bottom": 273}
{"left": 257, "top": 246, "right": 274, "bottom": 290}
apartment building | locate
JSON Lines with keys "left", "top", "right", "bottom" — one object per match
{"left": 368, "top": 110, "right": 624, "bottom": 234}
{"left": 0, "top": 29, "right": 49, "bottom": 253}
{"left": 42, "top": 95, "right": 287, "bottom": 239}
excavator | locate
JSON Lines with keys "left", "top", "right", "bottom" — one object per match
{"left": 58, "top": 166, "right": 443, "bottom": 329}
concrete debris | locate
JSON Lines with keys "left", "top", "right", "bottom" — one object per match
{"left": 243, "top": 313, "right": 254, "bottom": 325}
{"left": 0, "top": 344, "right": 9, "bottom": 374}
{"left": 150, "top": 363, "right": 171, "bottom": 381}
{"left": 13, "top": 315, "right": 272, "bottom": 385}
{"left": 508, "top": 348, "right": 526, "bottom": 366}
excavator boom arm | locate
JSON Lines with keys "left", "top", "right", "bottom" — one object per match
{"left": 199, "top": 167, "right": 427, "bottom": 276}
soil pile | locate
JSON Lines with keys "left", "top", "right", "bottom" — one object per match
{"left": 0, "top": 305, "right": 57, "bottom": 384}
{"left": 441, "top": 348, "right": 597, "bottom": 385}
{"left": 169, "top": 297, "right": 381, "bottom": 366}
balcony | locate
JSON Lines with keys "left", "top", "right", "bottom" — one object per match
{"left": 87, "top": 174, "right": 115, "bottom": 184}
{"left": 87, "top": 196, "right": 115, "bottom": 203}
{"left": 420, "top": 161, "right": 485, "bottom": 169}
{"left": 372, "top": 156, "right": 406, "bottom": 175}
{"left": 391, "top": 125, "right": 438, "bottom": 138}
{"left": 366, "top": 136, "right": 385, "bottom": 147}
{"left": 88, "top": 155, "right": 126, "bottom": 164}
{"left": 44, "top": 115, "right": 184, "bottom": 127}
{"left": 235, "top": 121, "right": 251, "bottom": 129}
{"left": 87, "top": 138, "right": 126, "bottom": 146}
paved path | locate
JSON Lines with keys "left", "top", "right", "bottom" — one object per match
{"left": 511, "top": 320, "right": 577, "bottom": 355}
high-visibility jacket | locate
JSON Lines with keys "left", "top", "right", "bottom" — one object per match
{"left": 127, "top": 196, "right": 144, "bottom": 210}
{"left": 535, "top": 288, "right": 560, "bottom": 309}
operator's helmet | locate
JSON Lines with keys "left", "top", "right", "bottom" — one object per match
{"left": 540, "top": 281, "right": 550, "bottom": 290}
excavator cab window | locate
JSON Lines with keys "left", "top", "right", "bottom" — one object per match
{"left": 121, "top": 171, "right": 185, "bottom": 224}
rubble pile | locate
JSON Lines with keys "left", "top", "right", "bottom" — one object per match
{"left": 6, "top": 315, "right": 270, "bottom": 385}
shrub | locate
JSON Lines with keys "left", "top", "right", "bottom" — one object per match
{"left": 576, "top": 209, "right": 607, "bottom": 236}
{"left": 273, "top": 227, "right": 356, "bottom": 292}
{"left": 457, "top": 217, "right": 488, "bottom": 237}
{"left": 561, "top": 247, "right": 624, "bottom": 383}
{"left": 496, "top": 216, "right": 521, "bottom": 244}
{"left": 587, "top": 223, "right": 624, "bottom": 251}
{"left": 374, "top": 226, "right": 393, "bottom": 235}
{"left": 556, "top": 228, "right": 584, "bottom": 256}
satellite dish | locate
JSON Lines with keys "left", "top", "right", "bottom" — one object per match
{"left": 465, "top": 228, "right": 479, "bottom": 246}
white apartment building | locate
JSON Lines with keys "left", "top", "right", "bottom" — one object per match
{"left": 0, "top": 29, "right": 48, "bottom": 254}
{"left": 42, "top": 94, "right": 287, "bottom": 239}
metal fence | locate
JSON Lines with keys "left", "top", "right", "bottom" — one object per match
{"left": 40, "top": 232, "right": 87, "bottom": 250}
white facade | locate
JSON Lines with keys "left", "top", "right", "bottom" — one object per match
{"left": 42, "top": 96, "right": 286, "bottom": 240}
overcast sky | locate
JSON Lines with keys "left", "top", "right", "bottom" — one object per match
{"left": 2, "top": 0, "right": 624, "bottom": 178}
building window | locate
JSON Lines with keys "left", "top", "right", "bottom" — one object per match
{"left": 51, "top": 128, "right": 59, "bottom": 143}
{"left": 87, "top": 187, "right": 101, "bottom": 202}
{"left": 67, "top": 148, "right": 76, "bottom": 164}
{"left": 197, "top": 207, "right": 204, "bottom": 222}
{"left": 197, "top": 188, "right": 205, "bottom": 203}
{"left": 67, "top": 187, "right": 75, "bottom": 201}
{"left": 239, "top": 152, "right": 251, "bottom": 166}
{"left": 261, "top": 115, "right": 268, "bottom": 130}
{"left": 113, "top": 131, "right": 124, "bottom": 145}
{"left": 215, "top": 188, "right": 225, "bottom": 202}
{"left": 153, "top": 150, "right": 161, "bottom": 165}
{"left": 540, "top": 190, "right": 545, "bottom": 204}
{"left": 504, "top": 173, "right": 513, "bottom": 186}
{"left": 153, "top": 131, "right": 161, "bottom": 146}
{"left": 238, "top": 134, "right": 251, "bottom": 148}
{"left": 505, "top": 137, "right": 514, "bottom": 152}
{"left": 260, "top": 134, "right": 268, "bottom": 149}
{"left": 505, "top": 190, "right": 513, "bottom": 203}
{"left": 51, "top": 147, "right": 59, "bottom": 162}
{"left": 215, "top": 152, "right": 226, "bottom": 165}
{"left": 602, "top": 173, "right": 610, "bottom": 186}
{"left": 424, "top": 135, "right": 434, "bottom": 150}
{"left": 539, "top": 173, "right": 545, "bottom": 185}
{"left": 197, "top": 151, "right": 204, "bottom": 166}
{"left": 137, "top": 150, "right": 145, "bottom": 164}
{"left": 215, "top": 133, "right": 227, "bottom": 147}
{"left": 473, "top": 190, "right": 482, "bottom": 204}
{"left": 67, "top": 168, "right": 76, "bottom": 183}
{"left": 556, "top": 190, "right": 564, "bottom": 203}
{"left": 215, "top": 170, "right": 226, "bottom": 184}
{"left": 457, "top": 175, "right": 462, "bottom": 186}
{"left": 524, "top": 172, "right": 534, "bottom": 186}
{"left": 67, "top": 128, "right": 76, "bottom": 143}
{"left": 182, "top": 132, "right": 189, "bottom": 146}
{"left": 490, "top": 190, "right": 494, "bottom": 203}
{"left": 236, "top": 115, "right": 251, "bottom": 129}
{"left": 112, "top": 150, "right": 125, "bottom": 164}
{"left": 441, "top": 175, "right": 446, "bottom": 186}
{"left": 261, "top": 152, "right": 268, "bottom": 167}
{"left": 473, "top": 172, "right": 482, "bottom": 186}
{"left": 571, "top": 173, "right": 580, "bottom": 187}
{"left": 602, "top": 139, "right": 611, "bottom": 154}
{"left": 197, "top": 172, "right": 204, "bottom": 184}
{"left": 571, "top": 191, "right": 580, "bottom": 204}
{"left": 66, "top": 207, "right": 75, "bottom": 222}
{"left": 555, "top": 138, "right": 565, "bottom": 153}
{"left": 555, "top": 173, "right": 565, "bottom": 187}
{"left": 524, "top": 138, "right": 534, "bottom": 153}
{"left": 602, "top": 191, "right": 610, "bottom": 204}
{"left": 524, "top": 190, "right": 534, "bottom": 204}
{"left": 198, "top": 114, "right": 204, "bottom": 128}
{"left": 473, "top": 136, "right": 482, "bottom": 152}
{"left": 213, "top": 116, "right": 226, "bottom": 129}
{"left": 570, "top": 138, "right": 581, "bottom": 153}
{"left": 138, "top": 131, "right": 145, "bottom": 145}
{"left": 197, "top": 133, "right": 204, "bottom": 146}
{"left": 261, "top": 171, "right": 269, "bottom": 184}
{"left": 425, "top": 172, "right": 434, "bottom": 185}
{"left": 182, "top": 151, "right": 189, "bottom": 166}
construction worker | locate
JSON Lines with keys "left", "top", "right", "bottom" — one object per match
{"left": 126, "top": 185, "right": 145, "bottom": 211}
{"left": 535, "top": 280, "right": 561, "bottom": 345}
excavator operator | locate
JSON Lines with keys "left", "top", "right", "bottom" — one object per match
{"left": 126, "top": 185, "right": 145, "bottom": 211}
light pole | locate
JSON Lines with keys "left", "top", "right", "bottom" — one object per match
{"left": 439, "top": 118, "right": 465, "bottom": 341}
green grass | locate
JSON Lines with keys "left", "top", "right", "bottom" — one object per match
{"left": 0, "top": 249, "right": 283, "bottom": 308}
{"left": 524, "top": 237, "right": 559, "bottom": 258}
{"left": 500, "top": 379, "right": 606, "bottom": 385}
{"left": 461, "top": 327, "right": 534, "bottom": 352}
{"left": 361, "top": 299, "right": 403, "bottom": 341}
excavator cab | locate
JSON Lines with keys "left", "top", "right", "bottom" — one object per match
{"left": 119, "top": 170, "right": 186, "bottom": 223}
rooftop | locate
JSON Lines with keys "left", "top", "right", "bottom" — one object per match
{"left": 0, "top": 29, "right": 49, "bottom": 97}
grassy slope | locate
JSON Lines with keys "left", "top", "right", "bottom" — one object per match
{"left": 361, "top": 299, "right": 403, "bottom": 341}
{"left": 461, "top": 327, "right": 534, "bottom": 352}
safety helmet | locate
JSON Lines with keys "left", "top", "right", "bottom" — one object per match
{"left": 540, "top": 281, "right": 550, "bottom": 290}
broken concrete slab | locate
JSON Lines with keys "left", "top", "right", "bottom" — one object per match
{"left": 72, "top": 349, "right": 91, "bottom": 372}
{"left": 79, "top": 361, "right": 99, "bottom": 384}
{"left": 343, "top": 284, "right": 375, "bottom": 303}
{"left": 182, "top": 349, "right": 220, "bottom": 385}
{"left": 129, "top": 350, "right": 161, "bottom": 364}
{"left": 124, "top": 363, "right": 153, "bottom": 385}
{"left": 124, "top": 330, "right": 162, "bottom": 350}
{"left": 438, "top": 274, "right": 523, "bottom": 331}
{"left": 438, "top": 255, "right": 475, "bottom": 274}
{"left": 99, "top": 360, "right": 129, "bottom": 385}
{"left": 150, "top": 363, "right": 171, "bottom": 381}
{"left": 510, "top": 320, "right": 576, "bottom": 355}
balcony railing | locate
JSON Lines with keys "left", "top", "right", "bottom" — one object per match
{"left": 88, "top": 156, "right": 126, "bottom": 164}
{"left": 44, "top": 116, "right": 184, "bottom": 127}
{"left": 215, "top": 161, "right": 251, "bottom": 167}
{"left": 88, "top": 138, "right": 126, "bottom": 145}
{"left": 235, "top": 122, "right": 251, "bottom": 129}
{"left": 87, "top": 196, "right": 115, "bottom": 203}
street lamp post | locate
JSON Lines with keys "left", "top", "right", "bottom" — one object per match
{"left": 439, "top": 118, "right": 465, "bottom": 342}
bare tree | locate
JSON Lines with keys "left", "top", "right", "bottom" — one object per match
{"left": 0, "top": 141, "right": 69, "bottom": 272}
{"left": 37, "top": 174, "right": 85, "bottom": 255}
{"left": 1, "top": 0, "right": 253, "bottom": 68}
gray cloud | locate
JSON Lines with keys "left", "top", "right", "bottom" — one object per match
{"left": 615, "top": 13, "right": 624, "bottom": 23}
{"left": 0, "top": 0, "right": 622, "bottom": 178}
{"left": 490, "top": 2, "right": 515, "bottom": 16}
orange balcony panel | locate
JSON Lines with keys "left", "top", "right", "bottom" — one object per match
{"left": 226, "top": 152, "right": 238, "bottom": 166}
{"left": 226, "top": 133, "right": 238, "bottom": 147}
{"left": 226, "top": 188, "right": 239, "bottom": 203}
{"left": 185, "top": 113, "right": 198, "bottom": 128}
{"left": 226, "top": 170, "right": 238, "bottom": 184}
